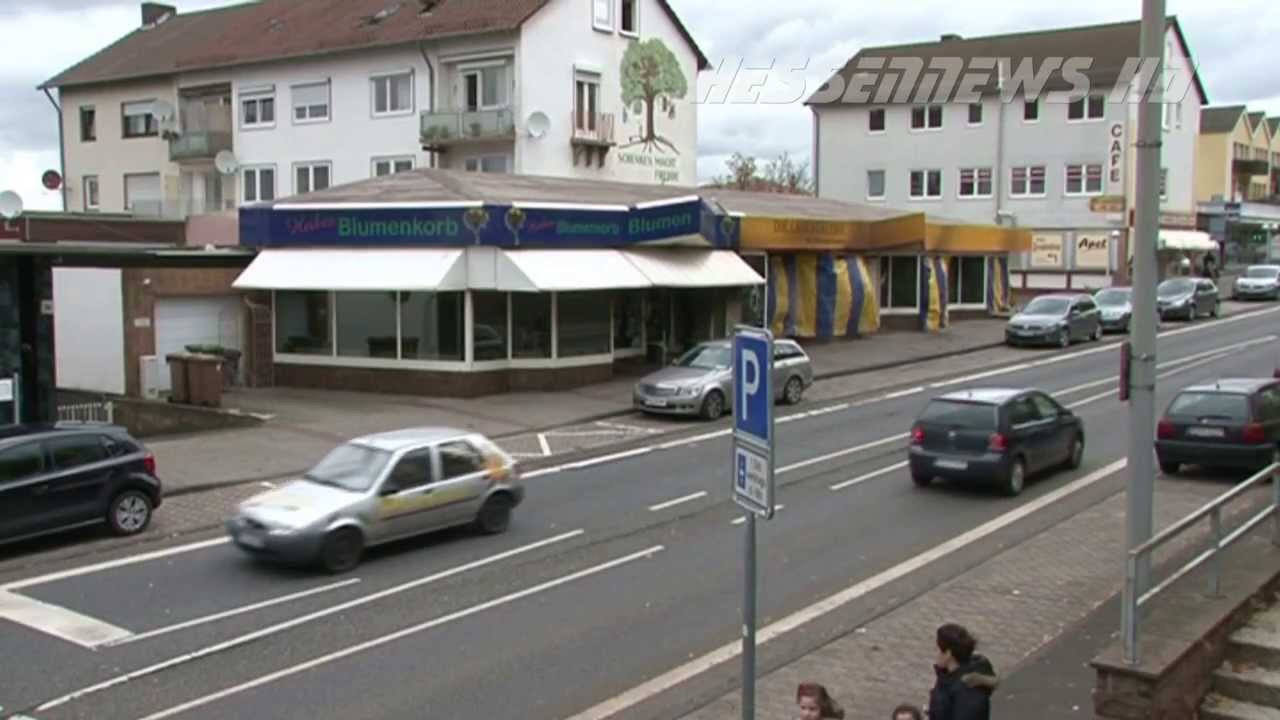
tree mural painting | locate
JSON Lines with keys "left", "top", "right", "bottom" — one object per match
{"left": 620, "top": 38, "right": 687, "bottom": 155}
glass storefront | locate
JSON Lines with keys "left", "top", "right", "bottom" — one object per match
{"left": 558, "top": 291, "right": 611, "bottom": 357}
{"left": 335, "top": 292, "right": 399, "bottom": 358}
{"left": 613, "top": 291, "right": 644, "bottom": 354}
{"left": 472, "top": 291, "right": 508, "bottom": 361}
{"left": 512, "top": 292, "right": 552, "bottom": 359}
{"left": 275, "top": 291, "right": 332, "bottom": 355}
{"left": 400, "top": 291, "right": 463, "bottom": 361}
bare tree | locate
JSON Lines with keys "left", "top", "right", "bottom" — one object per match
{"left": 709, "top": 151, "right": 813, "bottom": 195}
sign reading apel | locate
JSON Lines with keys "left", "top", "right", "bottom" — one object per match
{"left": 1075, "top": 234, "right": 1110, "bottom": 269}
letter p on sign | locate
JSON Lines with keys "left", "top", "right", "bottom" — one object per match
{"left": 740, "top": 349, "right": 759, "bottom": 421}
{"left": 733, "top": 327, "right": 773, "bottom": 448}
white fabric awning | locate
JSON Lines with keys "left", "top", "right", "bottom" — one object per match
{"left": 496, "top": 250, "right": 652, "bottom": 292}
{"left": 1158, "top": 230, "right": 1217, "bottom": 253}
{"left": 233, "top": 249, "right": 467, "bottom": 291}
{"left": 622, "top": 249, "right": 765, "bottom": 287}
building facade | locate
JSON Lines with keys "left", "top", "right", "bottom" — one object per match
{"left": 1195, "top": 107, "right": 1280, "bottom": 265}
{"left": 812, "top": 18, "right": 1208, "bottom": 303}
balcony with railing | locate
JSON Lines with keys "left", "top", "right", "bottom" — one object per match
{"left": 169, "top": 130, "right": 233, "bottom": 162}
{"left": 420, "top": 108, "right": 516, "bottom": 150}
{"left": 170, "top": 88, "right": 233, "bottom": 162}
{"left": 1233, "top": 158, "right": 1270, "bottom": 176}
{"left": 570, "top": 111, "right": 616, "bottom": 168}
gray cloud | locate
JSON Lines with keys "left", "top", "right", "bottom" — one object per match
{"left": 0, "top": 80, "right": 58, "bottom": 149}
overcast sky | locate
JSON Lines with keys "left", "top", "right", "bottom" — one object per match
{"left": 1, "top": 0, "right": 1277, "bottom": 211}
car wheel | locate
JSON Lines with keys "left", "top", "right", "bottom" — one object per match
{"left": 1001, "top": 457, "right": 1026, "bottom": 497}
{"left": 475, "top": 494, "right": 514, "bottom": 535}
{"left": 1064, "top": 433, "right": 1084, "bottom": 470}
{"left": 319, "top": 528, "right": 363, "bottom": 574}
{"left": 1056, "top": 329, "right": 1070, "bottom": 349}
{"left": 1210, "top": 302, "right": 1220, "bottom": 319}
{"left": 1091, "top": 324, "right": 1102, "bottom": 342}
{"left": 911, "top": 470, "right": 933, "bottom": 487}
{"left": 107, "top": 490, "right": 153, "bottom": 536}
{"left": 1158, "top": 459, "right": 1180, "bottom": 475}
{"left": 701, "top": 390, "right": 725, "bottom": 421}
{"left": 783, "top": 377, "right": 804, "bottom": 405}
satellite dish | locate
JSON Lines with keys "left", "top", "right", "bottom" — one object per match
{"left": 42, "top": 170, "right": 63, "bottom": 190}
{"left": 0, "top": 191, "right": 23, "bottom": 220}
{"left": 214, "top": 150, "right": 240, "bottom": 176}
{"left": 526, "top": 111, "right": 550, "bottom": 139}
{"left": 150, "top": 100, "right": 178, "bottom": 131}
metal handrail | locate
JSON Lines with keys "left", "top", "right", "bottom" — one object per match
{"left": 1122, "top": 461, "right": 1280, "bottom": 664}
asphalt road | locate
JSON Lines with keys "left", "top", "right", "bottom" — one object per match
{"left": 3, "top": 306, "right": 1280, "bottom": 720}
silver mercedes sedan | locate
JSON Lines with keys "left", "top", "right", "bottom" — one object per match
{"left": 226, "top": 427, "right": 524, "bottom": 573}
{"left": 633, "top": 338, "right": 815, "bottom": 420}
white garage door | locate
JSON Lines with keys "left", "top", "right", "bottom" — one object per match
{"left": 155, "top": 296, "right": 243, "bottom": 389}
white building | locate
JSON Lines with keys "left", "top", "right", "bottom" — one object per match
{"left": 811, "top": 17, "right": 1208, "bottom": 300}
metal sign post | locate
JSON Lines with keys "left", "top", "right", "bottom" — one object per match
{"left": 732, "top": 325, "right": 775, "bottom": 720}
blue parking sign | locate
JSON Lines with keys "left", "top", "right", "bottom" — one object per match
{"left": 733, "top": 327, "right": 773, "bottom": 448}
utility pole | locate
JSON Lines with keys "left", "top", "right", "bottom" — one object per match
{"left": 1127, "top": 0, "right": 1165, "bottom": 599}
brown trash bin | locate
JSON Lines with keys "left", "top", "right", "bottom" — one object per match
{"left": 166, "top": 353, "right": 191, "bottom": 404}
{"left": 186, "top": 354, "right": 225, "bottom": 407}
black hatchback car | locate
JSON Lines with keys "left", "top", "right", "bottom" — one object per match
{"left": 909, "top": 388, "right": 1085, "bottom": 496}
{"left": 1156, "top": 379, "right": 1280, "bottom": 475}
{"left": 0, "top": 424, "right": 162, "bottom": 546}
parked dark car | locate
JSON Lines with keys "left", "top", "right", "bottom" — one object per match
{"left": 0, "top": 424, "right": 162, "bottom": 546}
{"left": 1094, "top": 287, "right": 1134, "bottom": 333}
{"left": 908, "top": 388, "right": 1085, "bottom": 496}
{"left": 1156, "top": 277, "right": 1219, "bottom": 321}
{"left": 1156, "top": 379, "right": 1280, "bottom": 475}
{"left": 1005, "top": 294, "right": 1102, "bottom": 348}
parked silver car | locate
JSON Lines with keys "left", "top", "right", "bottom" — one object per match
{"left": 1094, "top": 287, "right": 1133, "bottom": 333}
{"left": 1005, "top": 293, "right": 1102, "bottom": 348}
{"left": 226, "top": 428, "right": 523, "bottom": 572}
{"left": 633, "top": 339, "right": 815, "bottom": 420}
{"left": 1157, "top": 277, "right": 1219, "bottom": 321}
{"left": 1234, "top": 265, "right": 1280, "bottom": 301}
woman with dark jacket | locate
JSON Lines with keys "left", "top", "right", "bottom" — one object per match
{"left": 928, "top": 624, "right": 997, "bottom": 720}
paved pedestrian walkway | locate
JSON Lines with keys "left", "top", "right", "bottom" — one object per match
{"left": 678, "top": 477, "right": 1272, "bottom": 720}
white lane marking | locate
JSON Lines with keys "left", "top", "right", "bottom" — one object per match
{"left": 258, "top": 482, "right": 275, "bottom": 489}
{"left": 34, "top": 530, "right": 585, "bottom": 712}
{"left": 1063, "top": 342, "right": 1254, "bottom": 410}
{"left": 563, "top": 458, "right": 1128, "bottom": 720}
{"left": 1049, "top": 336, "right": 1276, "bottom": 399}
{"left": 537, "top": 433, "right": 553, "bottom": 457}
{"left": 883, "top": 386, "right": 924, "bottom": 400}
{"left": 0, "top": 538, "right": 230, "bottom": 592}
{"left": 102, "top": 579, "right": 362, "bottom": 648}
{"left": 0, "top": 590, "right": 133, "bottom": 648}
{"left": 776, "top": 433, "right": 908, "bottom": 475}
{"left": 731, "top": 505, "right": 784, "bottom": 525}
{"left": 595, "top": 421, "right": 664, "bottom": 434}
{"left": 830, "top": 461, "right": 909, "bottom": 491}
{"left": 647, "top": 491, "right": 709, "bottom": 512}
{"left": 135, "top": 545, "right": 666, "bottom": 720}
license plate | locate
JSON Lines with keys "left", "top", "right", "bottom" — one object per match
{"left": 238, "top": 532, "right": 265, "bottom": 548}
{"left": 936, "top": 459, "right": 969, "bottom": 470}
{"left": 1187, "top": 427, "right": 1225, "bottom": 438}
{"left": 645, "top": 398, "right": 669, "bottom": 408}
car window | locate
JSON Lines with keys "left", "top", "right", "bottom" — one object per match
{"left": 774, "top": 342, "right": 805, "bottom": 361}
{"left": 1166, "top": 392, "right": 1251, "bottom": 422}
{"left": 438, "top": 441, "right": 485, "bottom": 480}
{"left": 1257, "top": 388, "right": 1280, "bottom": 423}
{"left": 0, "top": 443, "right": 45, "bottom": 485}
{"left": 1029, "top": 394, "right": 1061, "bottom": 420}
{"left": 103, "top": 435, "right": 140, "bottom": 458}
{"left": 46, "top": 435, "right": 110, "bottom": 471}
{"left": 1008, "top": 398, "right": 1040, "bottom": 426}
{"left": 384, "top": 449, "right": 434, "bottom": 493}
{"left": 1023, "top": 297, "right": 1069, "bottom": 315}
{"left": 1095, "top": 289, "right": 1130, "bottom": 306}
{"left": 917, "top": 400, "right": 997, "bottom": 429}
{"left": 1075, "top": 299, "right": 1095, "bottom": 313}
{"left": 675, "top": 344, "right": 730, "bottom": 370}
{"left": 305, "top": 443, "right": 393, "bottom": 492}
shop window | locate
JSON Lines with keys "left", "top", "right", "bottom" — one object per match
{"left": 947, "top": 256, "right": 987, "bottom": 306}
{"left": 400, "top": 292, "right": 463, "bottom": 361}
{"left": 614, "top": 291, "right": 644, "bottom": 352}
{"left": 335, "top": 292, "right": 398, "bottom": 358}
{"left": 275, "top": 291, "right": 332, "bottom": 355}
{"left": 472, "top": 291, "right": 509, "bottom": 361}
{"left": 558, "top": 291, "right": 611, "bottom": 358}
{"left": 879, "top": 256, "right": 919, "bottom": 310}
{"left": 512, "top": 293, "right": 552, "bottom": 359}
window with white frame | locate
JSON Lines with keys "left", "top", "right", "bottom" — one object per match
{"left": 79, "top": 106, "right": 96, "bottom": 142}
{"left": 240, "top": 89, "right": 275, "bottom": 129}
{"left": 868, "top": 108, "right": 886, "bottom": 133}
{"left": 83, "top": 176, "right": 99, "bottom": 211}
{"left": 121, "top": 101, "right": 158, "bottom": 138}
{"left": 464, "top": 156, "right": 511, "bottom": 174}
{"left": 1064, "top": 163, "right": 1104, "bottom": 196}
{"left": 867, "top": 170, "right": 886, "bottom": 200}
{"left": 1023, "top": 98, "right": 1040, "bottom": 122}
{"left": 592, "top": 0, "right": 612, "bottom": 30}
{"left": 463, "top": 65, "right": 507, "bottom": 111}
{"left": 1010, "top": 165, "right": 1046, "bottom": 197}
{"left": 372, "top": 156, "right": 415, "bottom": 177}
{"left": 294, "top": 162, "right": 331, "bottom": 195}
{"left": 910, "top": 105, "right": 943, "bottom": 130}
{"left": 1068, "top": 94, "right": 1105, "bottom": 121}
{"left": 372, "top": 71, "right": 413, "bottom": 116}
{"left": 947, "top": 256, "right": 987, "bottom": 306}
{"left": 958, "top": 168, "right": 993, "bottom": 198}
{"left": 575, "top": 72, "right": 600, "bottom": 131}
{"left": 879, "top": 256, "right": 919, "bottom": 310}
{"left": 242, "top": 166, "right": 275, "bottom": 203}
{"left": 909, "top": 169, "right": 942, "bottom": 199}
{"left": 620, "top": 0, "right": 638, "bottom": 34}
{"left": 291, "top": 81, "right": 330, "bottom": 122}
{"left": 123, "top": 172, "right": 161, "bottom": 214}
{"left": 968, "top": 103, "right": 983, "bottom": 125}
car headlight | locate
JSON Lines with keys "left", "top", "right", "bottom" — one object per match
{"left": 682, "top": 386, "right": 701, "bottom": 397}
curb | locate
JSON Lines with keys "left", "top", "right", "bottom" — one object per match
{"left": 812, "top": 340, "right": 1005, "bottom": 382}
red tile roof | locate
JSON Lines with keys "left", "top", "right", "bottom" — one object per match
{"left": 42, "top": 0, "right": 708, "bottom": 90}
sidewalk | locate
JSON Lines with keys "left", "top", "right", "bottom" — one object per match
{"left": 677, "top": 477, "right": 1273, "bottom": 720}
{"left": 150, "top": 320, "right": 1009, "bottom": 493}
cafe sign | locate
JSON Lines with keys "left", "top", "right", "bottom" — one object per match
{"left": 1107, "top": 122, "right": 1126, "bottom": 188}
{"left": 1031, "top": 233, "right": 1064, "bottom": 268}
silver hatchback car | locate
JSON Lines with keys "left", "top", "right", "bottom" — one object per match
{"left": 226, "top": 428, "right": 524, "bottom": 572}
{"left": 633, "top": 338, "right": 816, "bottom": 420}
